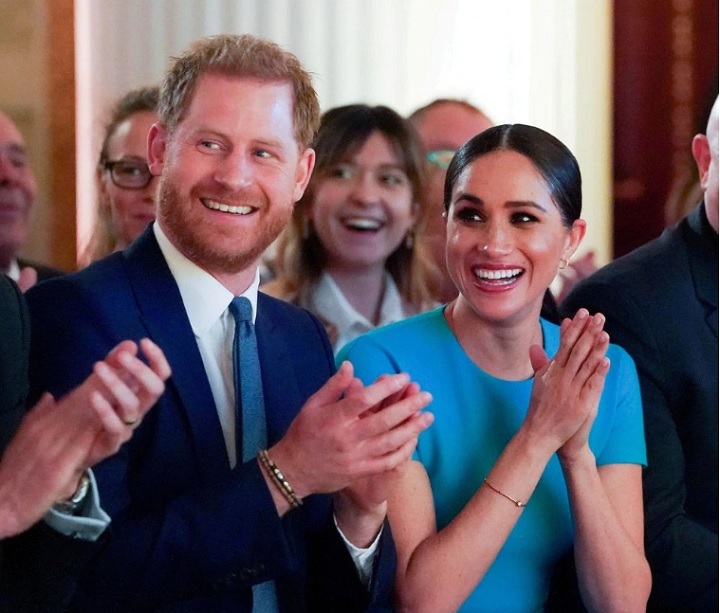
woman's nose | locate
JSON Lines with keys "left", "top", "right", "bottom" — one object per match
{"left": 349, "top": 172, "right": 379, "bottom": 204}
{"left": 480, "top": 223, "right": 512, "bottom": 256}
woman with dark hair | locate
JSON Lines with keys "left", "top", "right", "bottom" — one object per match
{"left": 82, "top": 85, "right": 160, "bottom": 265}
{"left": 338, "top": 124, "right": 651, "bottom": 611}
{"left": 263, "top": 104, "right": 436, "bottom": 351}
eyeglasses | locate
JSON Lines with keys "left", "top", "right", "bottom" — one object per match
{"left": 103, "top": 159, "right": 153, "bottom": 189}
{"left": 426, "top": 149, "right": 456, "bottom": 170}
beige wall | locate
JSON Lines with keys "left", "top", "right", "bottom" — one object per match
{"left": 0, "top": 0, "right": 76, "bottom": 271}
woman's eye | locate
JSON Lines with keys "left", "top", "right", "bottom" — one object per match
{"left": 380, "top": 173, "right": 406, "bottom": 187}
{"left": 119, "top": 166, "right": 142, "bottom": 177}
{"left": 456, "top": 207, "right": 482, "bottom": 222}
{"left": 512, "top": 212, "right": 539, "bottom": 224}
{"left": 329, "top": 165, "right": 354, "bottom": 179}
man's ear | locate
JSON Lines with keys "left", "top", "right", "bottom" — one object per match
{"left": 292, "top": 148, "right": 316, "bottom": 203}
{"left": 692, "top": 134, "right": 711, "bottom": 190}
{"left": 147, "top": 123, "right": 167, "bottom": 176}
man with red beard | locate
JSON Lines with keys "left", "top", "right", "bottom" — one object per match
{"left": 13, "top": 34, "right": 433, "bottom": 612}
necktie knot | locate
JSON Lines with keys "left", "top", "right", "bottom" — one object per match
{"left": 229, "top": 296, "right": 253, "bottom": 324}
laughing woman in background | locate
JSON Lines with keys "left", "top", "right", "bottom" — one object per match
{"left": 263, "top": 104, "right": 436, "bottom": 351}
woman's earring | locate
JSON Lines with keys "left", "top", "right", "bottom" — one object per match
{"left": 405, "top": 228, "right": 415, "bottom": 249}
{"left": 558, "top": 258, "right": 568, "bottom": 270}
{"left": 302, "top": 216, "right": 311, "bottom": 240}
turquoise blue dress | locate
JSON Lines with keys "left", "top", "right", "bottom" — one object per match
{"left": 337, "top": 308, "right": 646, "bottom": 612}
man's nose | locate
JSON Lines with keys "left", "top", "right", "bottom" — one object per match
{"left": 0, "top": 150, "right": 20, "bottom": 185}
{"left": 213, "top": 152, "right": 254, "bottom": 190}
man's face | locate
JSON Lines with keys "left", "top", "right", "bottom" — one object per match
{"left": 694, "top": 97, "right": 719, "bottom": 232}
{"left": 0, "top": 111, "right": 37, "bottom": 266}
{"left": 148, "top": 73, "right": 314, "bottom": 289}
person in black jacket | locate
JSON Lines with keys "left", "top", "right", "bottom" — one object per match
{"left": 561, "top": 96, "right": 718, "bottom": 612}
{"left": 0, "top": 274, "right": 169, "bottom": 612}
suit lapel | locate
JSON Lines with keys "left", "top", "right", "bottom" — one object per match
{"left": 124, "top": 227, "right": 230, "bottom": 477}
{"left": 255, "top": 294, "right": 304, "bottom": 445}
{"left": 686, "top": 204, "right": 719, "bottom": 339}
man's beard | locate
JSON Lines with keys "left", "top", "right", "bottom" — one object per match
{"left": 157, "top": 177, "right": 290, "bottom": 275}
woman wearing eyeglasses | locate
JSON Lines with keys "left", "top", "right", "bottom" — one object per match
{"left": 82, "top": 86, "right": 160, "bottom": 265}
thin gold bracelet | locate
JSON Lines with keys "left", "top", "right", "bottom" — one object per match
{"left": 258, "top": 450, "right": 302, "bottom": 509}
{"left": 483, "top": 478, "right": 526, "bottom": 508}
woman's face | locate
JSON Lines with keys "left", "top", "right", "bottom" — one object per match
{"left": 99, "top": 110, "right": 159, "bottom": 249}
{"left": 445, "top": 149, "right": 584, "bottom": 324}
{"left": 307, "top": 130, "right": 417, "bottom": 275}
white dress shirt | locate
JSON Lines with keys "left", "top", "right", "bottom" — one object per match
{"left": 306, "top": 271, "right": 409, "bottom": 354}
{"left": 155, "top": 223, "right": 256, "bottom": 468}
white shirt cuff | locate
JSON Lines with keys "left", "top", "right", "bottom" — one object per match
{"left": 333, "top": 513, "right": 383, "bottom": 588}
{"left": 43, "top": 469, "right": 110, "bottom": 541}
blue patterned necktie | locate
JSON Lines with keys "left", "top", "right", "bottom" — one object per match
{"left": 229, "top": 296, "right": 267, "bottom": 463}
{"left": 229, "top": 297, "right": 277, "bottom": 612}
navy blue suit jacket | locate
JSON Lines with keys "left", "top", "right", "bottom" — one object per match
{"left": 14, "top": 227, "right": 395, "bottom": 612}
{"left": 562, "top": 203, "right": 718, "bottom": 612}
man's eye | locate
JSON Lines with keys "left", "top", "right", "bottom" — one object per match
{"left": 254, "top": 150, "right": 272, "bottom": 158}
{"left": 200, "top": 140, "right": 221, "bottom": 150}
{"left": 9, "top": 154, "right": 27, "bottom": 168}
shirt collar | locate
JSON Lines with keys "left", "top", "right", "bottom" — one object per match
{"left": 312, "top": 271, "right": 406, "bottom": 332}
{"left": 5, "top": 259, "right": 20, "bottom": 282}
{"left": 153, "top": 222, "right": 259, "bottom": 336}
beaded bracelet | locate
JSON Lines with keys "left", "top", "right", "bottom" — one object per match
{"left": 483, "top": 478, "right": 526, "bottom": 508}
{"left": 258, "top": 449, "right": 302, "bottom": 509}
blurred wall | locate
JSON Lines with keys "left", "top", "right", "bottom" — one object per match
{"left": 613, "top": 0, "right": 718, "bottom": 257}
{"left": 0, "top": 0, "right": 51, "bottom": 266}
{"left": 3, "top": 0, "right": 617, "bottom": 269}
{"left": 75, "top": 0, "right": 613, "bottom": 266}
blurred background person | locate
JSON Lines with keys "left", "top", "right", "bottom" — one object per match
{"left": 81, "top": 85, "right": 160, "bottom": 265}
{"left": 0, "top": 110, "right": 63, "bottom": 291}
{"left": 409, "top": 98, "right": 597, "bottom": 316}
{"left": 0, "top": 273, "right": 170, "bottom": 610}
{"left": 409, "top": 99, "right": 494, "bottom": 303}
{"left": 264, "top": 104, "right": 436, "bottom": 352}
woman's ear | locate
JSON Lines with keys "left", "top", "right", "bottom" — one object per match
{"left": 563, "top": 218, "right": 587, "bottom": 261}
{"left": 96, "top": 165, "right": 111, "bottom": 210}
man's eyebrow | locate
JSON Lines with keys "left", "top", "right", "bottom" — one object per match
{"left": 0, "top": 143, "right": 28, "bottom": 155}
